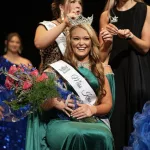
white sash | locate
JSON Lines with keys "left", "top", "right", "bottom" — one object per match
{"left": 50, "top": 60, "right": 97, "bottom": 105}
{"left": 50, "top": 60, "right": 110, "bottom": 128}
{"left": 40, "top": 21, "right": 66, "bottom": 55}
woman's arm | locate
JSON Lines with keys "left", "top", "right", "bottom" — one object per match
{"left": 123, "top": 6, "right": 150, "bottom": 54}
{"left": 71, "top": 76, "right": 113, "bottom": 119}
{"left": 34, "top": 11, "right": 79, "bottom": 50}
{"left": 99, "top": 11, "right": 113, "bottom": 62}
{"left": 41, "top": 97, "right": 73, "bottom": 117}
{"left": 40, "top": 67, "right": 73, "bottom": 116}
{"left": 34, "top": 22, "right": 67, "bottom": 50}
{"left": 90, "top": 76, "right": 112, "bottom": 116}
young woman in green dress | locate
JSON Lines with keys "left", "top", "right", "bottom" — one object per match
{"left": 26, "top": 23, "right": 114, "bottom": 150}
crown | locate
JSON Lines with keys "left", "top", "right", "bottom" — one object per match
{"left": 67, "top": 14, "right": 93, "bottom": 26}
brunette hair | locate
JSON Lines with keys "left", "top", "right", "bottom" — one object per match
{"left": 5, "top": 32, "right": 23, "bottom": 54}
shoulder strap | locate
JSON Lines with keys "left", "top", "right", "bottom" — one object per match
{"left": 39, "top": 21, "right": 66, "bottom": 55}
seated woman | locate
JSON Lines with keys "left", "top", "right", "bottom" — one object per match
{"left": 26, "top": 23, "right": 114, "bottom": 150}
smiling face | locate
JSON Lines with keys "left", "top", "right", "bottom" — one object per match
{"left": 71, "top": 27, "right": 92, "bottom": 62}
{"left": 6, "top": 35, "right": 21, "bottom": 54}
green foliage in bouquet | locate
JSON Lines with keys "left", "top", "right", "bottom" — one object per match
{"left": 1, "top": 65, "right": 59, "bottom": 111}
{"left": 0, "top": 65, "right": 100, "bottom": 123}
{"left": 4, "top": 77, "right": 59, "bottom": 111}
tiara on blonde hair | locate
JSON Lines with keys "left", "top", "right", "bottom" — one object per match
{"left": 67, "top": 14, "right": 93, "bottom": 26}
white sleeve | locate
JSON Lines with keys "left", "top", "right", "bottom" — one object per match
{"left": 39, "top": 21, "right": 56, "bottom": 30}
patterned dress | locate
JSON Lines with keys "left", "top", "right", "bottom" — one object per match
{"left": 39, "top": 21, "right": 63, "bottom": 72}
{"left": 0, "top": 56, "right": 27, "bottom": 150}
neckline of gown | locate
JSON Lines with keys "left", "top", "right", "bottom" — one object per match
{"left": 1, "top": 56, "right": 19, "bottom": 66}
{"left": 115, "top": 2, "right": 138, "bottom": 13}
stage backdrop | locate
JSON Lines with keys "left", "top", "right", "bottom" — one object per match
{"left": 0, "top": 0, "right": 149, "bottom": 68}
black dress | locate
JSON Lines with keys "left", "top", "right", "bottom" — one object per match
{"left": 109, "top": 2, "right": 150, "bottom": 150}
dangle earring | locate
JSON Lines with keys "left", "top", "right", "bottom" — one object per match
{"left": 60, "top": 10, "right": 64, "bottom": 21}
{"left": 18, "top": 49, "right": 22, "bottom": 54}
{"left": 4, "top": 47, "right": 7, "bottom": 53}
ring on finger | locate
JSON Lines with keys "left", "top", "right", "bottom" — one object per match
{"left": 65, "top": 99, "right": 69, "bottom": 107}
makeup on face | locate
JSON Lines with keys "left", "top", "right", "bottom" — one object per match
{"left": 71, "top": 27, "right": 92, "bottom": 61}
{"left": 7, "top": 36, "right": 21, "bottom": 53}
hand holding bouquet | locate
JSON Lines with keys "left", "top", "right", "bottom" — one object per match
{"left": 0, "top": 65, "right": 59, "bottom": 121}
{"left": 0, "top": 65, "right": 98, "bottom": 123}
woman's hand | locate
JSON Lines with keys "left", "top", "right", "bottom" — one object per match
{"left": 106, "top": 23, "right": 118, "bottom": 35}
{"left": 54, "top": 98, "right": 73, "bottom": 117}
{"left": 100, "top": 28, "right": 113, "bottom": 45}
{"left": 66, "top": 99, "right": 76, "bottom": 109}
{"left": 64, "top": 9, "right": 81, "bottom": 27}
{"left": 0, "top": 106, "right": 4, "bottom": 120}
{"left": 71, "top": 104, "right": 94, "bottom": 119}
{"left": 41, "top": 97, "right": 73, "bottom": 117}
{"left": 117, "top": 29, "right": 134, "bottom": 39}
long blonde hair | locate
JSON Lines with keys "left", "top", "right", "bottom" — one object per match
{"left": 64, "top": 24, "right": 106, "bottom": 104}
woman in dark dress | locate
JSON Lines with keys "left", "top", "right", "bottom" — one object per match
{"left": 0, "top": 32, "right": 32, "bottom": 150}
{"left": 99, "top": 0, "right": 150, "bottom": 149}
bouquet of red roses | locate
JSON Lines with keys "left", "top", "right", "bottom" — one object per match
{"left": 0, "top": 65, "right": 98, "bottom": 123}
{"left": 0, "top": 64, "right": 59, "bottom": 121}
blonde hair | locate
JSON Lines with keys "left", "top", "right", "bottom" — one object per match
{"left": 64, "top": 24, "right": 106, "bottom": 104}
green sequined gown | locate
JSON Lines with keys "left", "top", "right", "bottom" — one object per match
{"left": 25, "top": 67, "right": 115, "bottom": 150}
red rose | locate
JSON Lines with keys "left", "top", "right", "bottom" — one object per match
{"left": 22, "top": 81, "right": 32, "bottom": 90}
{"left": 8, "top": 65, "right": 18, "bottom": 75}
{"left": 30, "top": 69, "right": 39, "bottom": 77}
{"left": 36, "top": 73, "right": 48, "bottom": 82}
{"left": 5, "top": 76, "right": 14, "bottom": 89}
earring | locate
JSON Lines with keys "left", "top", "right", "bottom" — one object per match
{"left": 61, "top": 10, "right": 64, "bottom": 21}
{"left": 4, "top": 47, "right": 7, "bottom": 53}
{"left": 18, "top": 49, "right": 22, "bottom": 54}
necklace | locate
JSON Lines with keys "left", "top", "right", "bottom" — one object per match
{"left": 77, "top": 60, "right": 91, "bottom": 70}
{"left": 110, "top": 9, "right": 118, "bottom": 23}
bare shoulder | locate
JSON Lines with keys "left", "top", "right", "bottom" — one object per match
{"left": 100, "top": 11, "right": 109, "bottom": 22}
{"left": 102, "top": 64, "right": 114, "bottom": 75}
{"left": 99, "top": 10, "right": 109, "bottom": 28}
{"left": 146, "top": 5, "right": 150, "bottom": 22}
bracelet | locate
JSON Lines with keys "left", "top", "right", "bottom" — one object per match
{"left": 126, "top": 33, "right": 134, "bottom": 40}
{"left": 89, "top": 106, "right": 97, "bottom": 115}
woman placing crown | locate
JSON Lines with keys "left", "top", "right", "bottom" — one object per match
{"left": 34, "top": 0, "right": 83, "bottom": 72}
